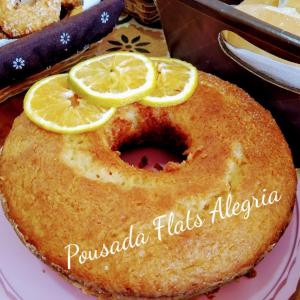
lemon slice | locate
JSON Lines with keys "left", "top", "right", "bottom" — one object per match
{"left": 69, "top": 52, "right": 156, "bottom": 108}
{"left": 23, "top": 74, "right": 116, "bottom": 134}
{"left": 140, "top": 57, "right": 198, "bottom": 107}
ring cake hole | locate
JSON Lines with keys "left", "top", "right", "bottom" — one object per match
{"left": 119, "top": 125, "right": 189, "bottom": 171}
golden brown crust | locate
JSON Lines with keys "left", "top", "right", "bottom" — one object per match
{"left": 0, "top": 0, "right": 61, "bottom": 37}
{"left": 61, "top": 0, "right": 82, "bottom": 9}
{"left": 0, "top": 71, "right": 296, "bottom": 299}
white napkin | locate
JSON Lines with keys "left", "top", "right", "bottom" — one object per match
{"left": 0, "top": 39, "right": 16, "bottom": 48}
{"left": 224, "top": 41, "right": 300, "bottom": 90}
{"left": 83, "top": 0, "right": 101, "bottom": 11}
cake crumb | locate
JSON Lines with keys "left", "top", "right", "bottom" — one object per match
{"left": 120, "top": 215, "right": 127, "bottom": 222}
{"left": 186, "top": 146, "right": 204, "bottom": 161}
{"left": 164, "top": 161, "right": 180, "bottom": 172}
{"left": 200, "top": 153, "right": 208, "bottom": 159}
{"left": 138, "top": 156, "right": 148, "bottom": 168}
{"left": 245, "top": 268, "right": 257, "bottom": 279}
{"left": 154, "top": 163, "right": 163, "bottom": 171}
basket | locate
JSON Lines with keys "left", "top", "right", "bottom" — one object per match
{"left": 124, "top": 0, "right": 159, "bottom": 25}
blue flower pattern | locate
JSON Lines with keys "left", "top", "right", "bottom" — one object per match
{"left": 12, "top": 57, "right": 25, "bottom": 70}
{"left": 60, "top": 32, "right": 71, "bottom": 45}
{"left": 100, "top": 11, "right": 109, "bottom": 24}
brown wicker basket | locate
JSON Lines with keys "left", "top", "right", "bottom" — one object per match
{"left": 125, "top": 0, "right": 159, "bottom": 25}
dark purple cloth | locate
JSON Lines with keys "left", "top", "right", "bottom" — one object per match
{"left": 0, "top": 0, "right": 124, "bottom": 88}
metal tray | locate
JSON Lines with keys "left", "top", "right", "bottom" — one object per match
{"left": 156, "top": 0, "right": 300, "bottom": 166}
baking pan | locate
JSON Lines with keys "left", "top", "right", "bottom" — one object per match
{"left": 155, "top": 0, "right": 300, "bottom": 166}
{"left": 0, "top": 0, "right": 124, "bottom": 89}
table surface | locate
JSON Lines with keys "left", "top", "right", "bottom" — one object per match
{"left": 0, "top": 14, "right": 299, "bottom": 300}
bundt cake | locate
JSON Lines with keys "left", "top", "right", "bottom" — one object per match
{"left": 0, "top": 71, "right": 296, "bottom": 299}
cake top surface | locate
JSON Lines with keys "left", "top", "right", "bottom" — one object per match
{"left": 0, "top": 71, "right": 296, "bottom": 298}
